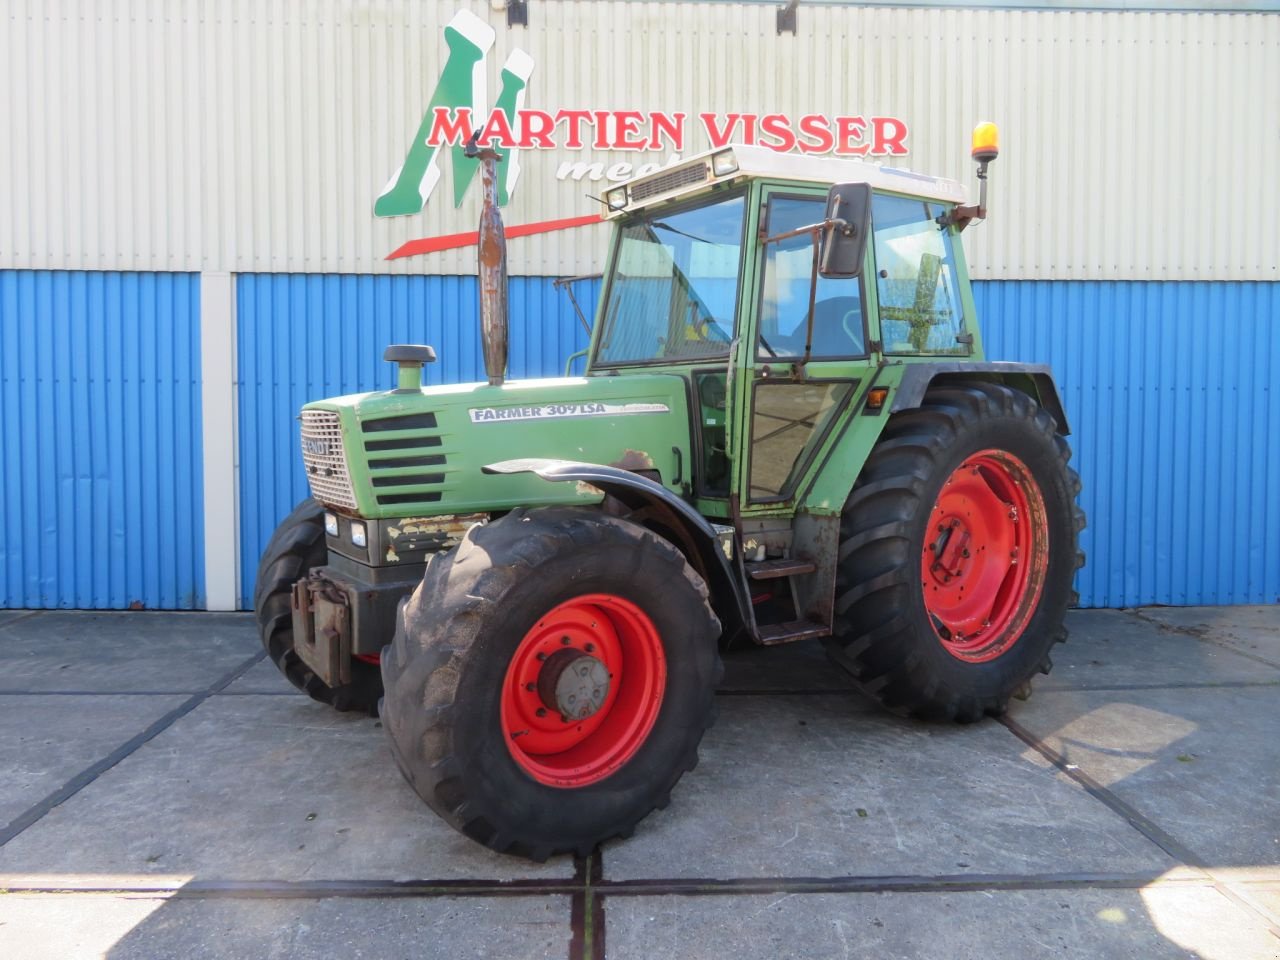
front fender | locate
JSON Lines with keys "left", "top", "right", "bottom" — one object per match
{"left": 483, "top": 458, "right": 750, "bottom": 641}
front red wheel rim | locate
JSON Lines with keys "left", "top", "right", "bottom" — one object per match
{"left": 921, "top": 449, "right": 1050, "bottom": 663}
{"left": 500, "top": 594, "right": 666, "bottom": 788}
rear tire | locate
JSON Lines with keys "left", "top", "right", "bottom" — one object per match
{"left": 380, "top": 507, "right": 722, "bottom": 860}
{"left": 253, "top": 499, "right": 383, "bottom": 715}
{"left": 826, "top": 382, "right": 1085, "bottom": 722}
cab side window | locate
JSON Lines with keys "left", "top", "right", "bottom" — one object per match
{"left": 757, "top": 196, "right": 866, "bottom": 359}
{"left": 872, "top": 194, "right": 967, "bottom": 355}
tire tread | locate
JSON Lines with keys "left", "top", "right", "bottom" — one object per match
{"left": 826, "top": 382, "right": 1086, "bottom": 722}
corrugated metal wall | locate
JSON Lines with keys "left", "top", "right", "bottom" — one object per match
{"left": 3, "top": 1, "right": 1276, "bottom": 280}
{"left": 3, "top": 2, "right": 1275, "bottom": 612}
{"left": 0, "top": 271, "right": 205, "bottom": 609}
{"left": 977, "top": 280, "right": 1280, "bottom": 608}
{"left": 235, "top": 272, "right": 597, "bottom": 606}
{"left": 234, "top": 274, "right": 1280, "bottom": 610}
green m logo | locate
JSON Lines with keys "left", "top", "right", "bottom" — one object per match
{"left": 375, "top": 10, "right": 531, "bottom": 216}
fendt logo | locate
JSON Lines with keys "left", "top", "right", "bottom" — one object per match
{"left": 377, "top": 9, "right": 911, "bottom": 260}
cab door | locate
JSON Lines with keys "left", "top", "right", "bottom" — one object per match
{"left": 731, "top": 187, "right": 878, "bottom": 511}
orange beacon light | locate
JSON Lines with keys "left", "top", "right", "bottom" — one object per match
{"left": 971, "top": 121, "right": 1000, "bottom": 163}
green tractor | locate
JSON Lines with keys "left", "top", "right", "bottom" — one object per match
{"left": 255, "top": 126, "right": 1084, "bottom": 860}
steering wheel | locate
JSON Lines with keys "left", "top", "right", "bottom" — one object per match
{"left": 841, "top": 308, "right": 861, "bottom": 348}
{"left": 693, "top": 316, "right": 732, "bottom": 343}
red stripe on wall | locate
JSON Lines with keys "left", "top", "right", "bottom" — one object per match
{"left": 385, "top": 214, "right": 603, "bottom": 260}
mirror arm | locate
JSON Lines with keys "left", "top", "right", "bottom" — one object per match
{"left": 801, "top": 229, "right": 821, "bottom": 368}
{"left": 761, "top": 217, "right": 845, "bottom": 247}
{"left": 819, "top": 218, "right": 851, "bottom": 274}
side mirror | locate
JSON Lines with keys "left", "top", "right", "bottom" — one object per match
{"left": 818, "top": 182, "right": 871, "bottom": 279}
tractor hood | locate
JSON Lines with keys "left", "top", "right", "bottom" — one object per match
{"left": 300, "top": 375, "right": 691, "bottom": 518}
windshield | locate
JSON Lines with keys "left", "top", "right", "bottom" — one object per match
{"left": 595, "top": 192, "right": 746, "bottom": 365}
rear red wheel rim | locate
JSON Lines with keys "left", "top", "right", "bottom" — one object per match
{"left": 500, "top": 594, "right": 666, "bottom": 788}
{"left": 921, "top": 449, "right": 1050, "bottom": 662}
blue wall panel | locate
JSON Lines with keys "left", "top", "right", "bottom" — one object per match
{"left": 236, "top": 273, "right": 598, "bottom": 607}
{"left": 975, "top": 280, "right": 1280, "bottom": 609}
{"left": 236, "top": 273, "right": 1278, "bottom": 610}
{"left": 0, "top": 270, "right": 204, "bottom": 609}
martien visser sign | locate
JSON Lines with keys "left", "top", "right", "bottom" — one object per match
{"left": 376, "top": 9, "right": 910, "bottom": 259}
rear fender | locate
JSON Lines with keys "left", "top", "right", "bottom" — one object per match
{"left": 483, "top": 459, "right": 751, "bottom": 642}
{"left": 891, "top": 362, "right": 1070, "bottom": 434}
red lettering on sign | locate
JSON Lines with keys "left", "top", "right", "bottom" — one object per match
{"left": 797, "top": 114, "right": 835, "bottom": 154}
{"left": 555, "top": 109, "right": 593, "bottom": 149}
{"left": 592, "top": 111, "right": 612, "bottom": 149}
{"left": 872, "top": 116, "right": 909, "bottom": 155}
{"left": 759, "top": 113, "right": 796, "bottom": 152}
{"left": 518, "top": 109, "right": 556, "bottom": 149}
{"left": 700, "top": 112, "right": 741, "bottom": 149}
{"left": 426, "top": 107, "right": 474, "bottom": 146}
{"left": 613, "top": 110, "right": 648, "bottom": 150}
{"left": 835, "top": 116, "right": 869, "bottom": 156}
{"left": 478, "top": 109, "right": 517, "bottom": 148}
{"left": 649, "top": 111, "right": 686, "bottom": 151}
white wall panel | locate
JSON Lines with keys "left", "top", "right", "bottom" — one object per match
{"left": 1, "top": 1, "right": 1276, "bottom": 279}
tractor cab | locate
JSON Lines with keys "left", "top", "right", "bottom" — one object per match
{"left": 589, "top": 144, "right": 977, "bottom": 520}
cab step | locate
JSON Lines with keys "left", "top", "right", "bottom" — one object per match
{"left": 757, "top": 619, "right": 829, "bottom": 645}
{"left": 746, "top": 558, "right": 817, "bottom": 580}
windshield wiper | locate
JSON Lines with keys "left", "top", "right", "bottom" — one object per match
{"left": 651, "top": 219, "right": 715, "bottom": 246}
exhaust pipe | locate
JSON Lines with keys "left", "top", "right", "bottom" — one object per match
{"left": 467, "top": 136, "right": 508, "bottom": 386}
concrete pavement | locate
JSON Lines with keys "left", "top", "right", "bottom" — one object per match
{"left": 0, "top": 606, "right": 1277, "bottom": 959}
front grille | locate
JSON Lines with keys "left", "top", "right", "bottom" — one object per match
{"left": 362, "top": 412, "right": 438, "bottom": 432}
{"left": 629, "top": 161, "right": 709, "bottom": 203}
{"left": 300, "top": 411, "right": 357, "bottom": 509}
{"left": 360, "top": 412, "right": 448, "bottom": 509}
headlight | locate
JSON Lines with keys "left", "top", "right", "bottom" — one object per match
{"left": 324, "top": 512, "right": 339, "bottom": 537}
{"left": 605, "top": 186, "right": 628, "bottom": 210}
{"left": 711, "top": 149, "right": 739, "bottom": 177}
{"left": 350, "top": 521, "right": 368, "bottom": 548}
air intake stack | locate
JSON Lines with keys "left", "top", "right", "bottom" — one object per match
{"left": 467, "top": 136, "right": 509, "bottom": 387}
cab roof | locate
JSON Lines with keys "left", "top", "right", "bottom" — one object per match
{"left": 603, "top": 144, "right": 967, "bottom": 217}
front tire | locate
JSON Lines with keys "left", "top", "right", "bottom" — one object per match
{"left": 380, "top": 507, "right": 722, "bottom": 860}
{"left": 253, "top": 499, "right": 383, "bottom": 715}
{"left": 826, "top": 382, "right": 1085, "bottom": 722}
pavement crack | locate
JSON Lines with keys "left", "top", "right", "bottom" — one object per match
{"left": 999, "top": 714, "right": 1206, "bottom": 869}
{"left": 0, "top": 651, "right": 267, "bottom": 848}
{"left": 0, "top": 870, "right": 1223, "bottom": 899}
{"left": 1000, "top": 714, "right": 1280, "bottom": 942}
